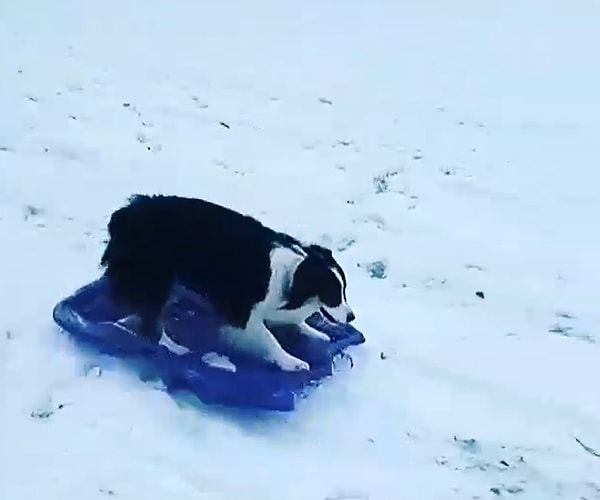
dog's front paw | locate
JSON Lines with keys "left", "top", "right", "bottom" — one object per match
{"left": 298, "top": 323, "right": 331, "bottom": 342}
{"left": 275, "top": 353, "right": 310, "bottom": 372}
{"left": 309, "top": 330, "right": 331, "bottom": 342}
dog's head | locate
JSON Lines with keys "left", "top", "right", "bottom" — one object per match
{"left": 284, "top": 244, "right": 355, "bottom": 324}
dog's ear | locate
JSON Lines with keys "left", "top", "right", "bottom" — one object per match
{"left": 281, "top": 254, "right": 322, "bottom": 310}
{"left": 306, "top": 244, "right": 333, "bottom": 259}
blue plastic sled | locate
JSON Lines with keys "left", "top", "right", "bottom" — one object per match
{"left": 52, "top": 276, "right": 365, "bottom": 411}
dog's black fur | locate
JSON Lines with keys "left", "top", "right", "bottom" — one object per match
{"left": 100, "top": 194, "right": 349, "bottom": 344}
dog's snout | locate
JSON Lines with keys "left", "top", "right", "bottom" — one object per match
{"left": 346, "top": 311, "right": 356, "bottom": 323}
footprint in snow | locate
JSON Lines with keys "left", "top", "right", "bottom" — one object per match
{"left": 549, "top": 311, "right": 596, "bottom": 343}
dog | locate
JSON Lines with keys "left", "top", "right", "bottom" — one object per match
{"left": 100, "top": 194, "right": 355, "bottom": 371}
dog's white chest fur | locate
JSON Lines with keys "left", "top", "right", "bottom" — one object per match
{"left": 219, "top": 245, "right": 328, "bottom": 372}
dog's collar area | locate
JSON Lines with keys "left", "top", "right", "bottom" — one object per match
{"left": 320, "top": 307, "right": 340, "bottom": 324}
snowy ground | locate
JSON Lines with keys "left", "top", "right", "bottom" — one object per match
{"left": 2, "top": 0, "right": 600, "bottom": 498}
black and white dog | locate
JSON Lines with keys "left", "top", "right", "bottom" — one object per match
{"left": 100, "top": 194, "right": 355, "bottom": 371}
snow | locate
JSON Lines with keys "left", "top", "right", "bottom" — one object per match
{"left": 1, "top": 0, "right": 600, "bottom": 497}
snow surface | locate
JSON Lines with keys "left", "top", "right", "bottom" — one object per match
{"left": 2, "top": 0, "right": 600, "bottom": 498}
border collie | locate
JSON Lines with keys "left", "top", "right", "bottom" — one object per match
{"left": 100, "top": 194, "right": 355, "bottom": 371}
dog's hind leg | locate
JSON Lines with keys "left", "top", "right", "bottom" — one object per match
{"left": 137, "top": 304, "right": 165, "bottom": 343}
{"left": 134, "top": 269, "right": 175, "bottom": 343}
{"left": 220, "top": 320, "right": 310, "bottom": 371}
{"left": 104, "top": 261, "right": 173, "bottom": 343}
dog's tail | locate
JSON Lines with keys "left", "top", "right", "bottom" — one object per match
{"left": 100, "top": 194, "right": 147, "bottom": 267}
{"left": 100, "top": 194, "right": 151, "bottom": 267}
{"left": 100, "top": 241, "right": 112, "bottom": 268}
{"left": 101, "top": 205, "right": 128, "bottom": 267}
